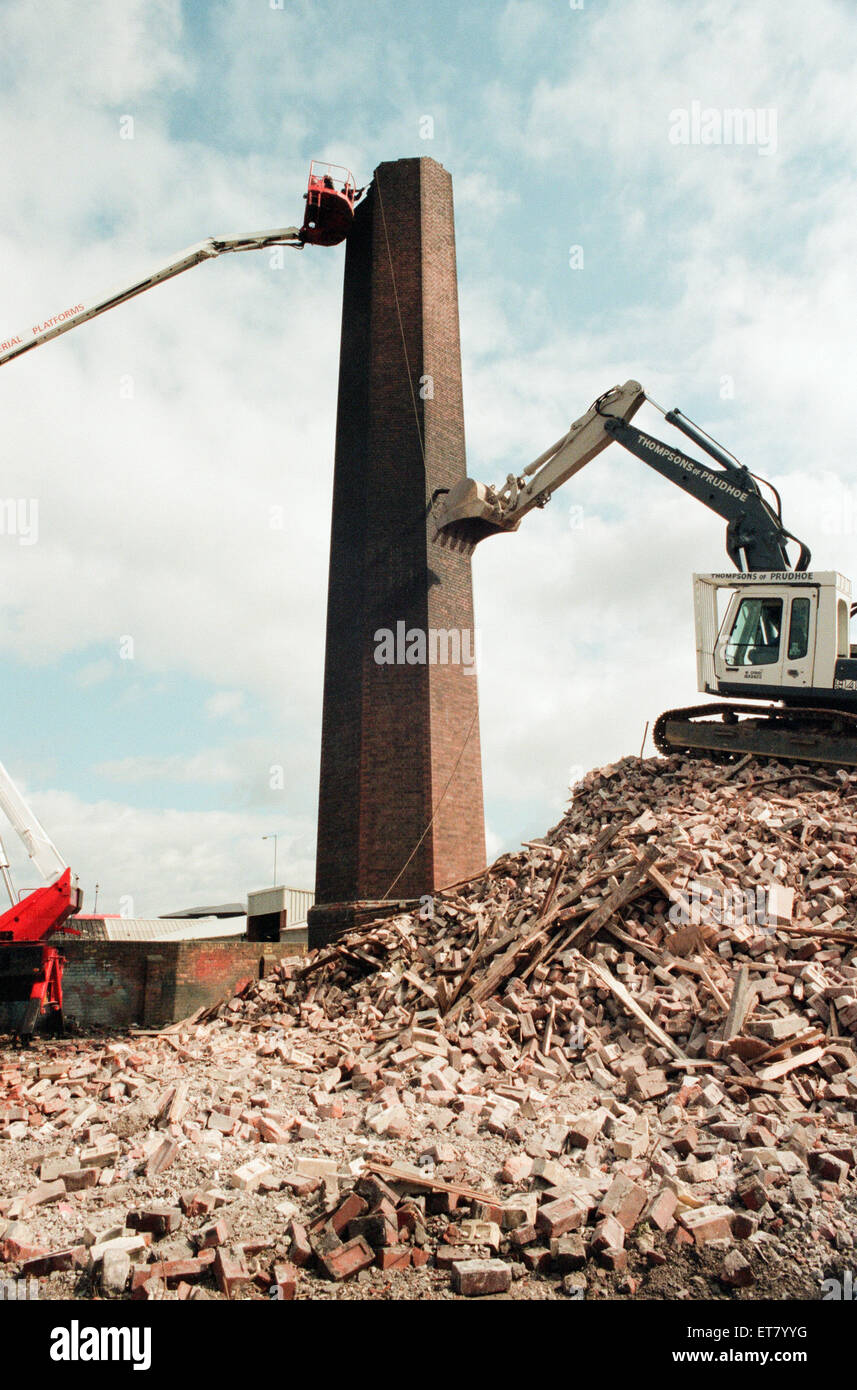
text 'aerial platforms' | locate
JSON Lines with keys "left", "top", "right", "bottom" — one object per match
{"left": 433, "top": 380, "right": 857, "bottom": 768}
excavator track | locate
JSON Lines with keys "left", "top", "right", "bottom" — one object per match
{"left": 653, "top": 702, "right": 857, "bottom": 769}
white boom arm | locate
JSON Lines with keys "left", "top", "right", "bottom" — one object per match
{"left": 0, "top": 222, "right": 306, "bottom": 893}
{"left": 434, "top": 379, "right": 646, "bottom": 543}
{"left": 0, "top": 760, "right": 67, "bottom": 883}
{"left": 0, "top": 225, "right": 303, "bottom": 369}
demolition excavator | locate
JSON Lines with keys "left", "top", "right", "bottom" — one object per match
{"left": 0, "top": 161, "right": 359, "bottom": 1036}
{"left": 434, "top": 379, "right": 857, "bottom": 768}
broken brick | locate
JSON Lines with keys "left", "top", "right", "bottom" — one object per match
{"left": 535, "top": 1195, "right": 585, "bottom": 1239}
{"left": 126, "top": 1206, "right": 182, "bottom": 1237}
{"left": 319, "top": 1235, "right": 375, "bottom": 1281}
{"left": 272, "top": 1262, "right": 298, "bottom": 1300}
{"left": 598, "top": 1174, "right": 647, "bottom": 1233}
{"left": 213, "top": 1247, "right": 251, "bottom": 1299}
{"left": 451, "top": 1258, "right": 511, "bottom": 1296}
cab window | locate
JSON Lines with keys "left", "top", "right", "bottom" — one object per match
{"left": 787, "top": 597, "right": 810, "bottom": 660}
{"left": 725, "top": 597, "right": 783, "bottom": 666}
{"left": 838, "top": 598, "right": 850, "bottom": 657}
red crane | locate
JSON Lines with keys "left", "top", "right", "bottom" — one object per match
{"left": 0, "top": 765, "right": 82, "bottom": 1040}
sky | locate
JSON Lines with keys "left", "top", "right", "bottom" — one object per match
{"left": 1, "top": 0, "right": 856, "bottom": 915}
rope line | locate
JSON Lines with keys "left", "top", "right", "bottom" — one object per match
{"left": 382, "top": 705, "right": 480, "bottom": 900}
{"left": 374, "top": 174, "right": 431, "bottom": 506}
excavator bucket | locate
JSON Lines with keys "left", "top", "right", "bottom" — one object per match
{"left": 433, "top": 480, "right": 521, "bottom": 552}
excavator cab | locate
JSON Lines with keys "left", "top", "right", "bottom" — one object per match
{"left": 694, "top": 571, "right": 855, "bottom": 704}
{"left": 300, "top": 161, "right": 358, "bottom": 247}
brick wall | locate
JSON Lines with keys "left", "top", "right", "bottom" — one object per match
{"left": 0, "top": 939, "right": 303, "bottom": 1033}
{"left": 315, "top": 156, "right": 486, "bottom": 905}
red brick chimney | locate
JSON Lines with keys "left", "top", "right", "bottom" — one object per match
{"left": 314, "top": 156, "right": 486, "bottom": 908}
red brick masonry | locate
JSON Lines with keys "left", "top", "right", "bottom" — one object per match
{"left": 315, "top": 157, "right": 486, "bottom": 904}
{"left": 12, "top": 940, "right": 303, "bottom": 1030}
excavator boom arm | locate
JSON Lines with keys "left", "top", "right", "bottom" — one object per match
{"left": 435, "top": 378, "right": 810, "bottom": 572}
{"left": 601, "top": 415, "right": 808, "bottom": 572}
{"left": 432, "top": 380, "right": 645, "bottom": 547}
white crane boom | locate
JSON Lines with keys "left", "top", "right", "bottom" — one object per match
{"left": 0, "top": 225, "right": 303, "bottom": 369}
{"left": 0, "top": 221, "right": 308, "bottom": 895}
{"left": 0, "top": 761, "right": 67, "bottom": 883}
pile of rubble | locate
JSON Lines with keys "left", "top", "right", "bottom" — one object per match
{"left": 2, "top": 754, "right": 857, "bottom": 1300}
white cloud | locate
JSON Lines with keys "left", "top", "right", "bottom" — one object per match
{"left": 1, "top": 784, "right": 314, "bottom": 918}
{"left": 2, "top": 0, "right": 856, "bottom": 908}
{"left": 205, "top": 691, "right": 246, "bottom": 721}
{"left": 72, "top": 658, "right": 114, "bottom": 689}
{"left": 1, "top": 0, "right": 189, "bottom": 107}
{"left": 96, "top": 751, "right": 240, "bottom": 787}
{"left": 92, "top": 731, "right": 319, "bottom": 814}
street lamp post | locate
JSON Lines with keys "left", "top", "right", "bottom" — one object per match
{"left": 262, "top": 834, "right": 278, "bottom": 887}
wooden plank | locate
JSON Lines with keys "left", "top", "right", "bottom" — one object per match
{"left": 581, "top": 952, "right": 688, "bottom": 1061}
{"left": 645, "top": 861, "right": 689, "bottom": 910}
{"left": 365, "top": 1160, "right": 496, "bottom": 1206}
{"left": 565, "top": 845, "right": 661, "bottom": 951}
{"left": 664, "top": 1058, "right": 726, "bottom": 1071}
{"left": 604, "top": 921, "right": 664, "bottom": 969}
{"left": 521, "top": 921, "right": 576, "bottom": 981}
{"left": 157, "top": 1007, "right": 206, "bottom": 1035}
{"left": 721, "top": 965, "right": 755, "bottom": 1041}
{"left": 531, "top": 885, "right": 650, "bottom": 978}
{"left": 167, "top": 1080, "right": 189, "bottom": 1125}
{"left": 589, "top": 821, "right": 627, "bottom": 857}
{"left": 696, "top": 967, "right": 729, "bottom": 1013}
{"left": 445, "top": 918, "right": 548, "bottom": 1019}
{"left": 442, "top": 924, "right": 488, "bottom": 1013}
{"left": 537, "top": 851, "right": 568, "bottom": 921}
{"left": 401, "top": 969, "right": 437, "bottom": 1004}
{"left": 542, "top": 999, "right": 556, "bottom": 1054}
{"left": 750, "top": 1028, "right": 825, "bottom": 1067}
{"left": 724, "top": 1069, "right": 784, "bottom": 1096}
{"left": 766, "top": 922, "right": 857, "bottom": 945}
{"left": 756, "top": 1044, "right": 826, "bottom": 1082}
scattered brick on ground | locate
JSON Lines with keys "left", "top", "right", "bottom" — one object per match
{"left": 3, "top": 754, "right": 857, "bottom": 1300}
